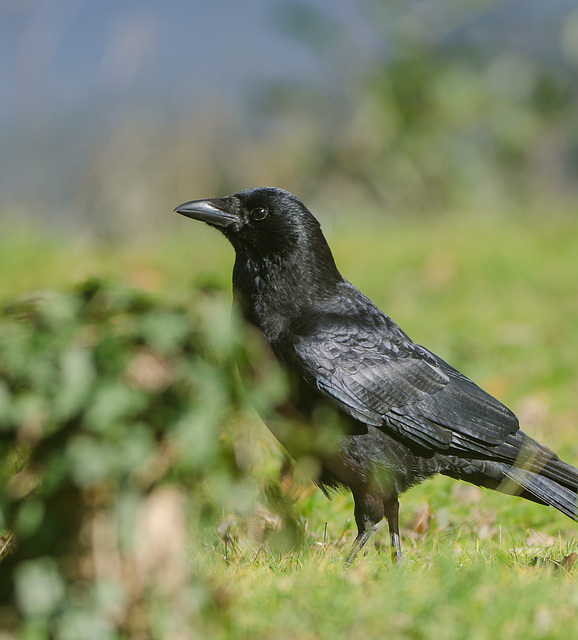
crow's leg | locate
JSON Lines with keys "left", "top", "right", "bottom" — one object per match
{"left": 383, "top": 496, "right": 402, "bottom": 564}
{"left": 345, "top": 490, "right": 384, "bottom": 564}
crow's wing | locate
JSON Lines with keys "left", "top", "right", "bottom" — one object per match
{"left": 291, "top": 314, "right": 519, "bottom": 457}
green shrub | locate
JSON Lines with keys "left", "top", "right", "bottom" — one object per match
{"left": 0, "top": 279, "right": 287, "bottom": 636}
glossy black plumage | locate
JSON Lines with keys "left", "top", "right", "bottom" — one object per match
{"left": 175, "top": 187, "right": 578, "bottom": 562}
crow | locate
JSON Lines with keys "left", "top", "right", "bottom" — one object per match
{"left": 175, "top": 187, "right": 578, "bottom": 563}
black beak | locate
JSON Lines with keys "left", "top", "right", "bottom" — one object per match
{"left": 174, "top": 199, "right": 238, "bottom": 228}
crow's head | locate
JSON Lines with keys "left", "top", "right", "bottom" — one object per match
{"left": 175, "top": 187, "right": 327, "bottom": 259}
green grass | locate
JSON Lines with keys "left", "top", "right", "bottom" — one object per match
{"left": 2, "top": 210, "right": 578, "bottom": 638}
{"left": 200, "top": 548, "right": 578, "bottom": 640}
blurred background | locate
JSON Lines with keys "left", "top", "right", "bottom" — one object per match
{"left": 2, "top": 2, "right": 578, "bottom": 636}
{"left": 2, "top": 0, "right": 578, "bottom": 239}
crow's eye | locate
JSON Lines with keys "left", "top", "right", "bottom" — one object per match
{"left": 250, "top": 207, "right": 269, "bottom": 221}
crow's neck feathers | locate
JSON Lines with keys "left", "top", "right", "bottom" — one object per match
{"left": 232, "top": 222, "right": 343, "bottom": 341}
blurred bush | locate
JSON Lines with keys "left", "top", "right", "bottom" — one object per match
{"left": 0, "top": 279, "right": 292, "bottom": 637}
{"left": 4, "top": 4, "right": 578, "bottom": 238}
{"left": 70, "top": 7, "right": 578, "bottom": 237}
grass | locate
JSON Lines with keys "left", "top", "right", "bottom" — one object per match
{"left": 203, "top": 549, "right": 578, "bottom": 640}
{"left": 2, "top": 209, "right": 578, "bottom": 638}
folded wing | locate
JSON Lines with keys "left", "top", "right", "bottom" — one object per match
{"left": 291, "top": 312, "right": 519, "bottom": 458}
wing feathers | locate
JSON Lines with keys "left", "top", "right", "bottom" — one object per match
{"left": 292, "top": 308, "right": 520, "bottom": 459}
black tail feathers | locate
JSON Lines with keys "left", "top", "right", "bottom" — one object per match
{"left": 498, "top": 433, "right": 578, "bottom": 521}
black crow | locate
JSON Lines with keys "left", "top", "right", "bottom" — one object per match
{"left": 175, "top": 187, "right": 578, "bottom": 563}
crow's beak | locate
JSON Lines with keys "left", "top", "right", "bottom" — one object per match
{"left": 174, "top": 199, "right": 238, "bottom": 228}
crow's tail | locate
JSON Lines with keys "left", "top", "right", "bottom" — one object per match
{"left": 443, "top": 431, "right": 578, "bottom": 521}
{"left": 502, "top": 464, "right": 578, "bottom": 521}
{"left": 497, "top": 432, "right": 578, "bottom": 521}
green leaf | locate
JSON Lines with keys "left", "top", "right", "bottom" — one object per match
{"left": 138, "top": 310, "right": 190, "bottom": 355}
{"left": 66, "top": 434, "right": 116, "bottom": 486}
{"left": 14, "top": 557, "right": 65, "bottom": 617}
{"left": 14, "top": 498, "right": 45, "bottom": 538}
{"left": 53, "top": 347, "right": 96, "bottom": 421}
{"left": 84, "top": 383, "right": 147, "bottom": 434}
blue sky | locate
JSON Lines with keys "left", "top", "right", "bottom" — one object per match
{"left": 1, "top": 0, "right": 379, "bottom": 128}
{"left": 5, "top": 0, "right": 573, "bottom": 129}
